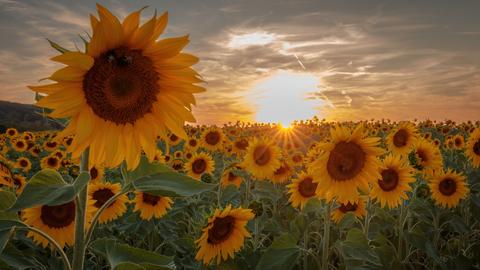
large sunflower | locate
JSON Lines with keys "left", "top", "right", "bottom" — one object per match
{"left": 311, "top": 124, "right": 383, "bottom": 203}
{"left": 386, "top": 122, "right": 418, "bottom": 155}
{"left": 133, "top": 191, "right": 173, "bottom": 220}
{"left": 29, "top": 4, "right": 204, "bottom": 170}
{"left": 370, "top": 155, "right": 415, "bottom": 209}
{"left": 242, "top": 137, "right": 281, "bottom": 180}
{"left": 287, "top": 171, "right": 319, "bottom": 209}
{"left": 465, "top": 128, "right": 480, "bottom": 168}
{"left": 88, "top": 182, "right": 128, "bottom": 224}
{"left": 195, "top": 205, "right": 254, "bottom": 265}
{"left": 185, "top": 152, "right": 215, "bottom": 180}
{"left": 428, "top": 169, "right": 468, "bottom": 208}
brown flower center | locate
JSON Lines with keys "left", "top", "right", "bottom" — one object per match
{"left": 192, "top": 159, "right": 207, "bottom": 174}
{"left": 188, "top": 139, "right": 197, "bottom": 147}
{"left": 298, "top": 177, "right": 317, "bottom": 197}
{"left": 378, "top": 168, "right": 399, "bottom": 191}
{"left": 393, "top": 129, "right": 408, "bottom": 147}
{"left": 439, "top": 177, "right": 457, "bottom": 196}
{"left": 274, "top": 164, "right": 289, "bottom": 176}
{"left": 170, "top": 134, "right": 178, "bottom": 142}
{"left": 46, "top": 141, "right": 57, "bottom": 148}
{"left": 16, "top": 141, "right": 25, "bottom": 148}
{"left": 454, "top": 138, "right": 462, "bottom": 147}
{"left": 207, "top": 215, "right": 235, "bottom": 244}
{"left": 228, "top": 172, "right": 238, "bottom": 182}
{"left": 19, "top": 159, "right": 29, "bottom": 167}
{"left": 40, "top": 201, "right": 75, "bottom": 228}
{"left": 474, "top": 140, "right": 480, "bottom": 156}
{"left": 205, "top": 131, "right": 220, "bottom": 146}
{"left": 83, "top": 47, "right": 159, "bottom": 124}
{"left": 339, "top": 202, "right": 358, "bottom": 213}
{"left": 417, "top": 149, "right": 428, "bottom": 164}
{"left": 292, "top": 154, "right": 303, "bottom": 163}
{"left": 326, "top": 142, "right": 366, "bottom": 181}
{"left": 142, "top": 193, "right": 160, "bottom": 206}
{"left": 90, "top": 167, "right": 98, "bottom": 180}
{"left": 93, "top": 188, "right": 115, "bottom": 208}
{"left": 253, "top": 146, "right": 271, "bottom": 166}
{"left": 235, "top": 139, "right": 249, "bottom": 150}
{"left": 47, "top": 157, "right": 58, "bottom": 167}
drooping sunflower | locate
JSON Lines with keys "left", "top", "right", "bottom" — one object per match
{"left": 132, "top": 191, "right": 173, "bottom": 220}
{"left": 428, "top": 169, "right": 468, "bottom": 208}
{"left": 466, "top": 127, "right": 480, "bottom": 168}
{"left": 41, "top": 155, "right": 62, "bottom": 170}
{"left": 22, "top": 200, "right": 94, "bottom": 248}
{"left": 311, "top": 124, "right": 383, "bottom": 203}
{"left": 242, "top": 137, "right": 281, "bottom": 180}
{"left": 287, "top": 171, "right": 319, "bottom": 209}
{"left": 29, "top": 4, "right": 205, "bottom": 170}
{"left": 270, "top": 160, "right": 293, "bottom": 184}
{"left": 413, "top": 139, "right": 443, "bottom": 175}
{"left": 200, "top": 127, "right": 225, "bottom": 151}
{"left": 15, "top": 157, "right": 32, "bottom": 172}
{"left": 331, "top": 198, "right": 366, "bottom": 223}
{"left": 370, "top": 155, "right": 415, "bottom": 209}
{"left": 220, "top": 168, "right": 243, "bottom": 188}
{"left": 88, "top": 182, "right": 128, "bottom": 224}
{"left": 195, "top": 205, "right": 254, "bottom": 265}
{"left": 185, "top": 152, "right": 215, "bottom": 180}
{"left": 386, "top": 122, "right": 418, "bottom": 155}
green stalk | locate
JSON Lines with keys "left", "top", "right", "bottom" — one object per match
{"left": 363, "top": 198, "right": 371, "bottom": 239}
{"left": 20, "top": 226, "right": 72, "bottom": 270}
{"left": 72, "top": 148, "right": 89, "bottom": 270}
{"left": 322, "top": 202, "right": 331, "bottom": 270}
{"left": 397, "top": 203, "right": 405, "bottom": 260}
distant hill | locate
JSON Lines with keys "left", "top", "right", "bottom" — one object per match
{"left": 0, "top": 101, "right": 63, "bottom": 133}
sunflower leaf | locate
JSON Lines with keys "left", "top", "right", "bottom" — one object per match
{"left": 256, "top": 233, "right": 300, "bottom": 270}
{"left": 90, "top": 238, "right": 174, "bottom": 269}
{"left": 8, "top": 169, "right": 79, "bottom": 211}
{"left": 0, "top": 191, "right": 18, "bottom": 221}
{"left": 125, "top": 156, "right": 171, "bottom": 182}
{"left": 0, "top": 228, "right": 15, "bottom": 255}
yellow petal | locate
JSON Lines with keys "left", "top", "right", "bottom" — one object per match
{"left": 49, "top": 67, "right": 85, "bottom": 82}
{"left": 51, "top": 52, "right": 94, "bottom": 71}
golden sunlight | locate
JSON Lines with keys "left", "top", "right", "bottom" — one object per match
{"left": 250, "top": 70, "right": 322, "bottom": 127}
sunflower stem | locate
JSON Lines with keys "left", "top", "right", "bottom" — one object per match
{"left": 72, "top": 148, "right": 89, "bottom": 270}
{"left": 21, "top": 226, "right": 72, "bottom": 270}
{"left": 363, "top": 197, "right": 371, "bottom": 239}
{"left": 321, "top": 202, "right": 331, "bottom": 270}
{"left": 84, "top": 189, "right": 129, "bottom": 246}
{"left": 397, "top": 202, "right": 405, "bottom": 260}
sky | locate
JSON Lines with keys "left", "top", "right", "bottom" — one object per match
{"left": 0, "top": 0, "right": 479, "bottom": 125}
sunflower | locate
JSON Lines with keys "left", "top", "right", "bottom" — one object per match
{"left": 290, "top": 151, "right": 304, "bottom": 166}
{"left": 22, "top": 200, "right": 94, "bottom": 248}
{"left": 185, "top": 137, "right": 199, "bottom": 152}
{"left": 466, "top": 128, "right": 480, "bottom": 168}
{"left": 5, "top": 128, "right": 18, "bottom": 138}
{"left": 132, "top": 191, "right": 173, "bottom": 220}
{"left": 185, "top": 152, "right": 214, "bottom": 180}
{"left": 195, "top": 205, "right": 254, "bottom": 265}
{"left": 167, "top": 133, "right": 183, "bottom": 147}
{"left": 29, "top": 4, "right": 204, "bottom": 170}
{"left": 43, "top": 140, "right": 58, "bottom": 152}
{"left": 370, "top": 155, "right": 415, "bottom": 209}
{"left": 231, "top": 137, "right": 249, "bottom": 156}
{"left": 428, "top": 169, "right": 468, "bottom": 208}
{"left": 15, "top": 157, "right": 32, "bottom": 172}
{"left": 30, "top": 146, "right": 42, "bottom": 157}
{"left": 220, "top": 169, "right": 243, "bottom": 188}
{"left": 452, "top": 134, "right": 465, "bottom": 149}
{"left": 173, "top": 150, "right": 183, "bottom": 159}
{"left": 270, "top": 160, "right": 293, "bottom": 184}
{"left": 413, "top": 139, "right": 443, "bottom": 175}
{"left": 171, "top": 159, "right": 184, "bottom": 172}
{"left": 88, "top": 182, "right": 128, "bottom": 224}
{"left": 331, "top": 198, "right": 366, "bottom": 223}
{"left": 12, "top": 174, "right": 26, "bottom": 195}
{"left": 89, "top": 164, "right": 105, "bottom": 182}
{"left": 386, "top": 122, "right": 417, "bottom": 155}
{"left": 41, "top": 155, "right": 62, "bottom": 170}
{"left": 12, "top": 139, "right": 28, "bottom": 152}
{"left": 287, "top": 171, "right": 319, "bottom": 209}
{"left": 311, "top": 124, "right": 383, "bottom": 203}
{"left": 242, "top": 137, "right": 281, "bottom": 180}
{"left": 200, "top": 127, "right": 224, "bottom": 151}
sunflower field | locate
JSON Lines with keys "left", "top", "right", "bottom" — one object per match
{"left": 1, "top": 4, "right": 480, "bottom": 270}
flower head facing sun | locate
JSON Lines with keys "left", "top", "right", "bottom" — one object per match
{"left": 29, "top": 4, "right": 205, "bottom": 170}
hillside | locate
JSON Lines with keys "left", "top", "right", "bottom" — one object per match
{"left": 0, "top": 101, "right": 62, "bottom": 132}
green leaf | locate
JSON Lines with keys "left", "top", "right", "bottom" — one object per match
{"left": 256, "top": 233, "right": 299, "bottom": 270}
{"left": 125, "top": 156, "right": 171, "bottom": 182}
{"left": 91, "top": 238, "right": 174, "bottom": 270}
{"left": 0, "top": 191, "right": 18, "bottom": 221}
{"left": 337, "top": 228, "right": 382, "bottom": 267}
{"left": 46, "top": 38, "right": 70, "bottom": 53}
{"left": 133, "top": 167, "right": 215, "bottom": 197}
{"left": 73, "top": 172, "right": 90, "bottom": 193}
{"left": 9, "top": 169, "right": 87, "bottom": 211}
{"left": 0, "top": 228, "right": 14, "bottom": 254}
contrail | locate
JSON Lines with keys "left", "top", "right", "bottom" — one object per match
{"left": 294, "top": 54, "right": 306, "bottom": 70}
